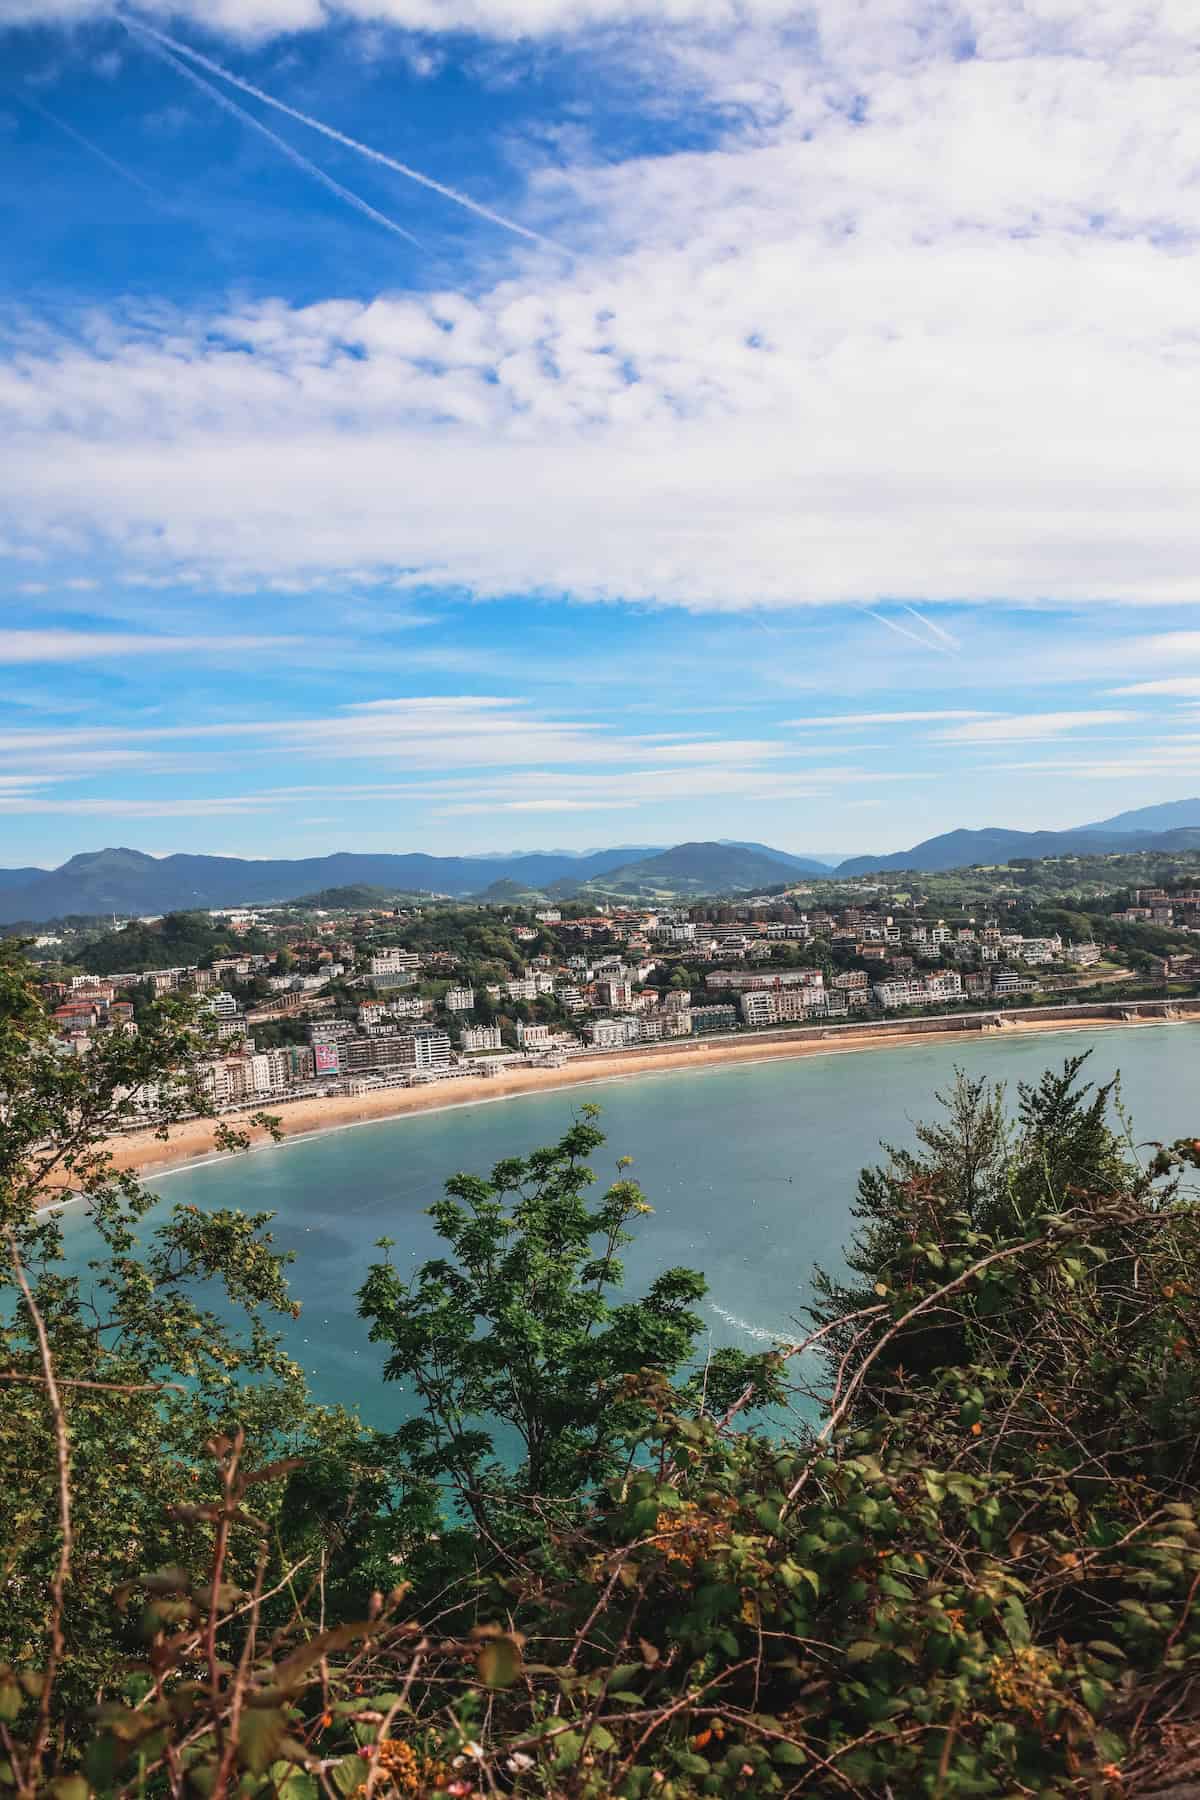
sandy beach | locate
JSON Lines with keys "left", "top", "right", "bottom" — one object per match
{"left": 69, "top": 1007, "right": 1193, "bottom": 1190}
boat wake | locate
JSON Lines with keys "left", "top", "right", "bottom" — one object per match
{"left": 709, "top": 1302, "right": 792, "bottom": 1347}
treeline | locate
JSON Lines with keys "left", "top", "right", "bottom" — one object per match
{"left": 5, "top": 938, "right": 1200, "bottom": 1795}
{"left": 68, "top": 910, "right": 277, "bottom": 976}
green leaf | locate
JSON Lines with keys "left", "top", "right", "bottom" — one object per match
{"left": 606, "top": 1663, "right": 643, "bottom": 1691}
{"left": 552, "top": 1731, "right": 584, "bottom": 1770}
{"left": 51, "top": 1779, "right": 89, "bottom": 1800}
{"left": 0, "top": 1676, "right": 21, "bottom": 1725}
{"left": 673, "top": 1751, "right": 711, "bottom": 1775}
{"left": 478, "top": 1635, "right": 522, "bottom": 1688}
{"left": 590, "top": 1725, "right": 617, "bottom": 1752}
{"left": 772, "top": 1743, "right": 808, "bottom": 1766}
{"left": 238, "top": 1706, "right": 287, "bottom": 1775}
{"left": 331, "top": 1756, "right": 365, "bottom": 1796}
{"left": 1079, "top": 1676, "right": 1107, "bottom": 1718}
{"left": 847, "top": 1640, "right": 880, "bottom": 1663}
{"left": 1002, "top": 1598, "right": 1031, "bottom": 1649}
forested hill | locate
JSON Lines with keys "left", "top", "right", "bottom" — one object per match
{"left": 552, "top": 839, "right": 826, "bottom": 898}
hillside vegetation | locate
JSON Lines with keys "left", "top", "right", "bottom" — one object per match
{"left": 5, "top": 939, "right": 1200, "bottom": 1796}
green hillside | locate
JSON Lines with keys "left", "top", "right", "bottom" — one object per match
{"left": 559, "top": 839, "right": 808, "bottom": 900}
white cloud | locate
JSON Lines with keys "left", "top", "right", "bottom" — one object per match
{"left": 937, "top": 710, "right": 1140, "bottom": 742}
{"left": 0, "top": 629, "right": 292, "bottom": 662}
{"left": 790, "top": 711, "right": 991, "bottom": 726}
{"left": 8, "top": 3, "right": 1200, "bottom": 611}
{"left": 1109, "top": 677, "right": 1200, "bottom": 696}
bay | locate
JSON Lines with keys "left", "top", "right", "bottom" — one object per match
{"left": 57, "top": 1024, "right": 1200, "bottom": 1429}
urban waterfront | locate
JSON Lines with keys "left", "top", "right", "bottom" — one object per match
{"left": 60, "top": 1024, "right": 1200, "bottom": 1429}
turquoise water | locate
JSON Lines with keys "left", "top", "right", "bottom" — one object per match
{"left": 57, "top": 1026, "right": 1200, "bottom": 1428}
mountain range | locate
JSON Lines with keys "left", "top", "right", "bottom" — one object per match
{"left": 3, "top": 799, "right": 1200, "bottom": 922}
{"left": 0, "top": 841, "right": 826, "bottom": 924}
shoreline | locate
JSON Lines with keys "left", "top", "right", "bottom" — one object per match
{"left": 55, "top": 1007, "right": 1195, "bottom": 1197}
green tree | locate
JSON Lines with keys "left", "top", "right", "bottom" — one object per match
{"left": 0, "top": 941, "right": 369, "bottom": 1716}
{"left": 358, "top": 1108, "right": 774, "bottom": 1534}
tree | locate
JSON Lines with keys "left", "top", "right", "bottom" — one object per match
{"left": 357, "top": 1107, "right": 776, "bottom": 1537}
{"left": 0, "top": 941, "right": 371, "bottom": 1717}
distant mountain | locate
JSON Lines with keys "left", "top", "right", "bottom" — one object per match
{"left": 557, "top": 841, "right": 828, "bottom": 900}
{"left": 0, "top": 845, "right": 667, "bottom": 925}
{"left": 1083, "top": 797, "right": 1200, "bottom": 835}
{"left": 834, "top": 824, "right": 1200, "bottom": 877}
{"left": 718, "top": 840, "right": 837, "bottom": 869}
{"left": 0, "top": 866, "right": 46, "bottom": 893}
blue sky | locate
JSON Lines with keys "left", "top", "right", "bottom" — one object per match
{"left": 2, "top": 0, "right": 1198, "bottom": 868}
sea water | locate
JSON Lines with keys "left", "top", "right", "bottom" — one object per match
{"left": 55, "top": 1025, "right": 1200, "bottom": 1430}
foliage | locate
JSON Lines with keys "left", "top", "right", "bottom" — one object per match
{"left": 7, "top": 933, "right": 1200, "bottom": 1796}
{"left": 0, "top": 941, "right": 371, "bottom": 1720}
{"left": 357, "top": 1109, "right": 780, "bottom": 1542}
{"left": 69, "top": 912, "right": 274, "bottom": 977}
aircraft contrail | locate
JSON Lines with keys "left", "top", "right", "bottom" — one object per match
{"left": 120, "top": 13, "right": 565, "bottom": 253}
{"left": 125, "top": 27, "right": 423, "bottom": 248}
{"left": 861, "top": 606, "right": 946, "bottom": 651}
{"left": 901, "top": 602, "right": 961, "bottom": 651}
{"left": 17, "top": 88, "right": 163, "bottom": 202}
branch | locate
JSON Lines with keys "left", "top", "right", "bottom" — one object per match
{"left": 5, "top": 1228, "right": 72, "bottom": 1797}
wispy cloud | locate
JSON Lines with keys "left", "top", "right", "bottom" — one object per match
{"left": 0, "top": 631, "right": 292, "bottom": 662}
{"left": 8, "top": 5, "right": 1200, "bottom": 608}
{"left": 1109, "top": 677, "right": 1200, "bottom": 697}
{"left": 790, "top": 711, "right": 991, "bottom": 727}
{"left": 937, "top": 711, "right": 1140, "bottom": 744}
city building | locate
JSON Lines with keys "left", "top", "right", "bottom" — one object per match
{"left": 689, "top": 1004, "right": 738, "bottom": 1034}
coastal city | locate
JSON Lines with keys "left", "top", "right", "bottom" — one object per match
{"left": 27, "top": 863, "right": 1200, "bottom": 1126}
{"left": 11, "top": 0, "right": 1200, "bottom": 1786}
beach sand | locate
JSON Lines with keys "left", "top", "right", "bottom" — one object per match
{"left": 73, "top": 1009, "right": 1185, "bottom": 1188}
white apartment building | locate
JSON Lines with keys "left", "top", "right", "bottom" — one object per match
{"left": 409, "top": 1027, "right": 452, "bottom": 1071}
{"left": 1064, "top": 941, "right": 1101, "bottom": 967}
{"left": 516, "top": 1021, "right": 552, "bottom": 1049}
{"left": 445, "top": 986, "right": 475, "bottom": 1012}
{"left": 740, "top": 987, "right": 825, "bottom": 1027}
{"left": 585, "top": 1016, "right": 639, "bottom": 1049}
{"left": 370, "top": 949, "right": 421, "bottom": 977}
{"left": 202, "top": 1055, "right": 256, "bottom": 1107}
{"left": 1010, "top": 937, "right": 1061, "bottom": 966}
{"left": 992, "top": 971, "right": 1037, "bottom": 996}
{"left": 872, "top": 971, "right": 963, "bottom": 1010}
{"left": 461, "top": 1024, "right": 503, "bottom": 1052}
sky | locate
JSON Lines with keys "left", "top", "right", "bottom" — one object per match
{"left": 1, "top": 0, "right": 1198, "bottom": 869}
